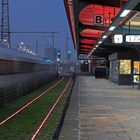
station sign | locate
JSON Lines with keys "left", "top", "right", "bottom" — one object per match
{"left": 125, "top": 35, "right": 140, "bottom": 43}
{"left": 94, "top": 14, "right": 104, "bottom": 25}
{"left": 113, "top": 34, "right": 123, "bottom": 44}
{"left": 112, "top": 34, "right": 140, "bottom": 44}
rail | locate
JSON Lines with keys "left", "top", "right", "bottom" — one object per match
{"left": 31, "top": 77, "right": 71, "bottom": 140}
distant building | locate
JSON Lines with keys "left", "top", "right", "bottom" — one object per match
{"left": 44, "top": 47, "right": 57, "bottom": 61}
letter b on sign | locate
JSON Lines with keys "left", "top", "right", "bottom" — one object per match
{"left": 94, "top": 15, "right": 103, "bottom": 25}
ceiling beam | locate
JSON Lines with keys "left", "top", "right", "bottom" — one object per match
{"left": 79, "top": 0, "right": 126, "bottom": 11}
{"left": 80, "top": 42, "right": 95, "bottom": 46}
{"left": 79, "top": 35, "right": 98, "bottom": 41}
{"left": 79, "top": 23, "right": 106, "bottom": 32}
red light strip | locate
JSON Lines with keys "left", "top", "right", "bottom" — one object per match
{"left": 79, "top": 4, "right": 121, "bottom": 26}
{"left": 80, "top": 47, "right": 92, "bottom": 50}
{"left": 31, "top": 78, "right": 72, "bottom": 140}
{"left": 68, "top": 0, "right": 77, "bottom": 49}
{"left": 80, "top": 49, "right": 90, "bottom": 52}
{"left": 80, "top": 46, "right": 93, "bottom": 49}
{"left": 0, "top": 78, "right": 64, "bottom": 126}
{"left": 80, "top": 39, "right": 96, "bottom": 44}
{"left": 80, "top": 29, "right": 104, "bottom": 37}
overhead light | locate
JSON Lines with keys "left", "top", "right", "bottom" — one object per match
{"left": 120, "top": 10, "right": 130, "bottom": 17}
{"left": 3, "top": 39, "right": 7, "bottom": 42}
{"left": 102, "top": 35, "right": 107, "bottom": 39}
{"left": 95, "top": 45, "right": 98, "bottom": 48}
{"left": 109, "top": 26, "right": 116, "bottom": 31}
{"left": 98, "top": 41, "right": 102, "bottom": 44}
{"left": 93, "top": 48, "right": 96, "bottom": 50}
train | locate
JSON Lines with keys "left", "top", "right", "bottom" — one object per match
{"left": 0, "top": 43, "right": 58, "bottom": 105}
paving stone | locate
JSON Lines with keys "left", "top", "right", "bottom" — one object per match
{"left": 59, "top": 76, "right": 140, "bottom": 140}
{"left": 109, "top": 136, "right": 130, "bottom": 140}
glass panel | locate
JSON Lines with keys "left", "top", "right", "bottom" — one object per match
{"left": 134, "top": 61, "right": 140, "bottom": 74}
{"left": 120, "top": 60, "right": 131, "bottom": 74}
{"left": 109, "top": 60, "right": 119, "bottom": 80}
{"left": 114, "top": 60, "right": 119, "bottom": 74}
{"left": 110, "top": 60, "right": 119, "bottom": 74}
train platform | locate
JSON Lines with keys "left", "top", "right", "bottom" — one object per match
{"left": 59, "top": 76, "right": 140, "bottom": 140}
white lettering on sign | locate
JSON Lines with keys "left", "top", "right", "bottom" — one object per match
{"left": 94, "top": 14, "right": 103, "bottom": 25}
{"left": 126, "top": 35, "right": 140, "bottom": 43}
{"left": 113, "top": 34, "right": 123, "bottom": 44}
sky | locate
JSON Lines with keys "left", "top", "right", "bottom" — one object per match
{"left": 8, "top": 0, "right": 76, "bottom": 59}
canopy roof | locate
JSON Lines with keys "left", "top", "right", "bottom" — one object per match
{"left": 64, "top": 0, "right": 140, "bottom": 59}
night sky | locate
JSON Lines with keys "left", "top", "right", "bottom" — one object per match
{"left": 9, "top": 0, "right": 76, "bottom": 58}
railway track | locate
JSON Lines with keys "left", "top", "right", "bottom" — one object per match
{"left": 0, "top": 77, "right": 72, "bottom": 140}
{"left": 0, "top": 77, "right": 64, "bottom": 126}
{"left": 31, "top": 77, "right": 71, "bottom": 140}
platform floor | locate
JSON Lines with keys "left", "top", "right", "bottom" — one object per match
{"left": 59, "top": 76, "right": 140, "bottom": 140}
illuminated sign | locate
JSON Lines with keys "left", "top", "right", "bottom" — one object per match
{"left": 113, "top": 34, "right": 123, "bottom": 44}
{"left": 94, "top": 14, "right": 103, "bottom": 25}
{"left": 112, "top": 34, "right": 140, "bottom": 44}
{"left": 125, "top": 35, "right": 140, "bottom": 43}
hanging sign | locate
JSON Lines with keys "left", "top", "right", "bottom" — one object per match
{"left": 125, "top": 35, "right": 140, "bottom": 43}
{"left": 113, "top": 34, "right": 123, "bottom": 44}
{"left": 94, "top": 14, "right": 104, "bottom": 25}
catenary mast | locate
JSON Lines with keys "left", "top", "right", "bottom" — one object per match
{"left": 1, "top": 0, "right": 10, "bottom": 47}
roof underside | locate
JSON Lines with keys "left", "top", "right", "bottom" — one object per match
{"left": 64, "top": 0, "right": 140, "bottom": 59}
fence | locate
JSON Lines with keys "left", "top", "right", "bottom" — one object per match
{"left": 0, "top": 71, "right": 58, "bottom": 105}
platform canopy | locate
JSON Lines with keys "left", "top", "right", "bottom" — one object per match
{"left": 64, "top": 0, "right": 140, "bottom": 59}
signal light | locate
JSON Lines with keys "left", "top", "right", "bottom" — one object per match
{"left": 57, "top": 50, "right": 61, "bottom": 58}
